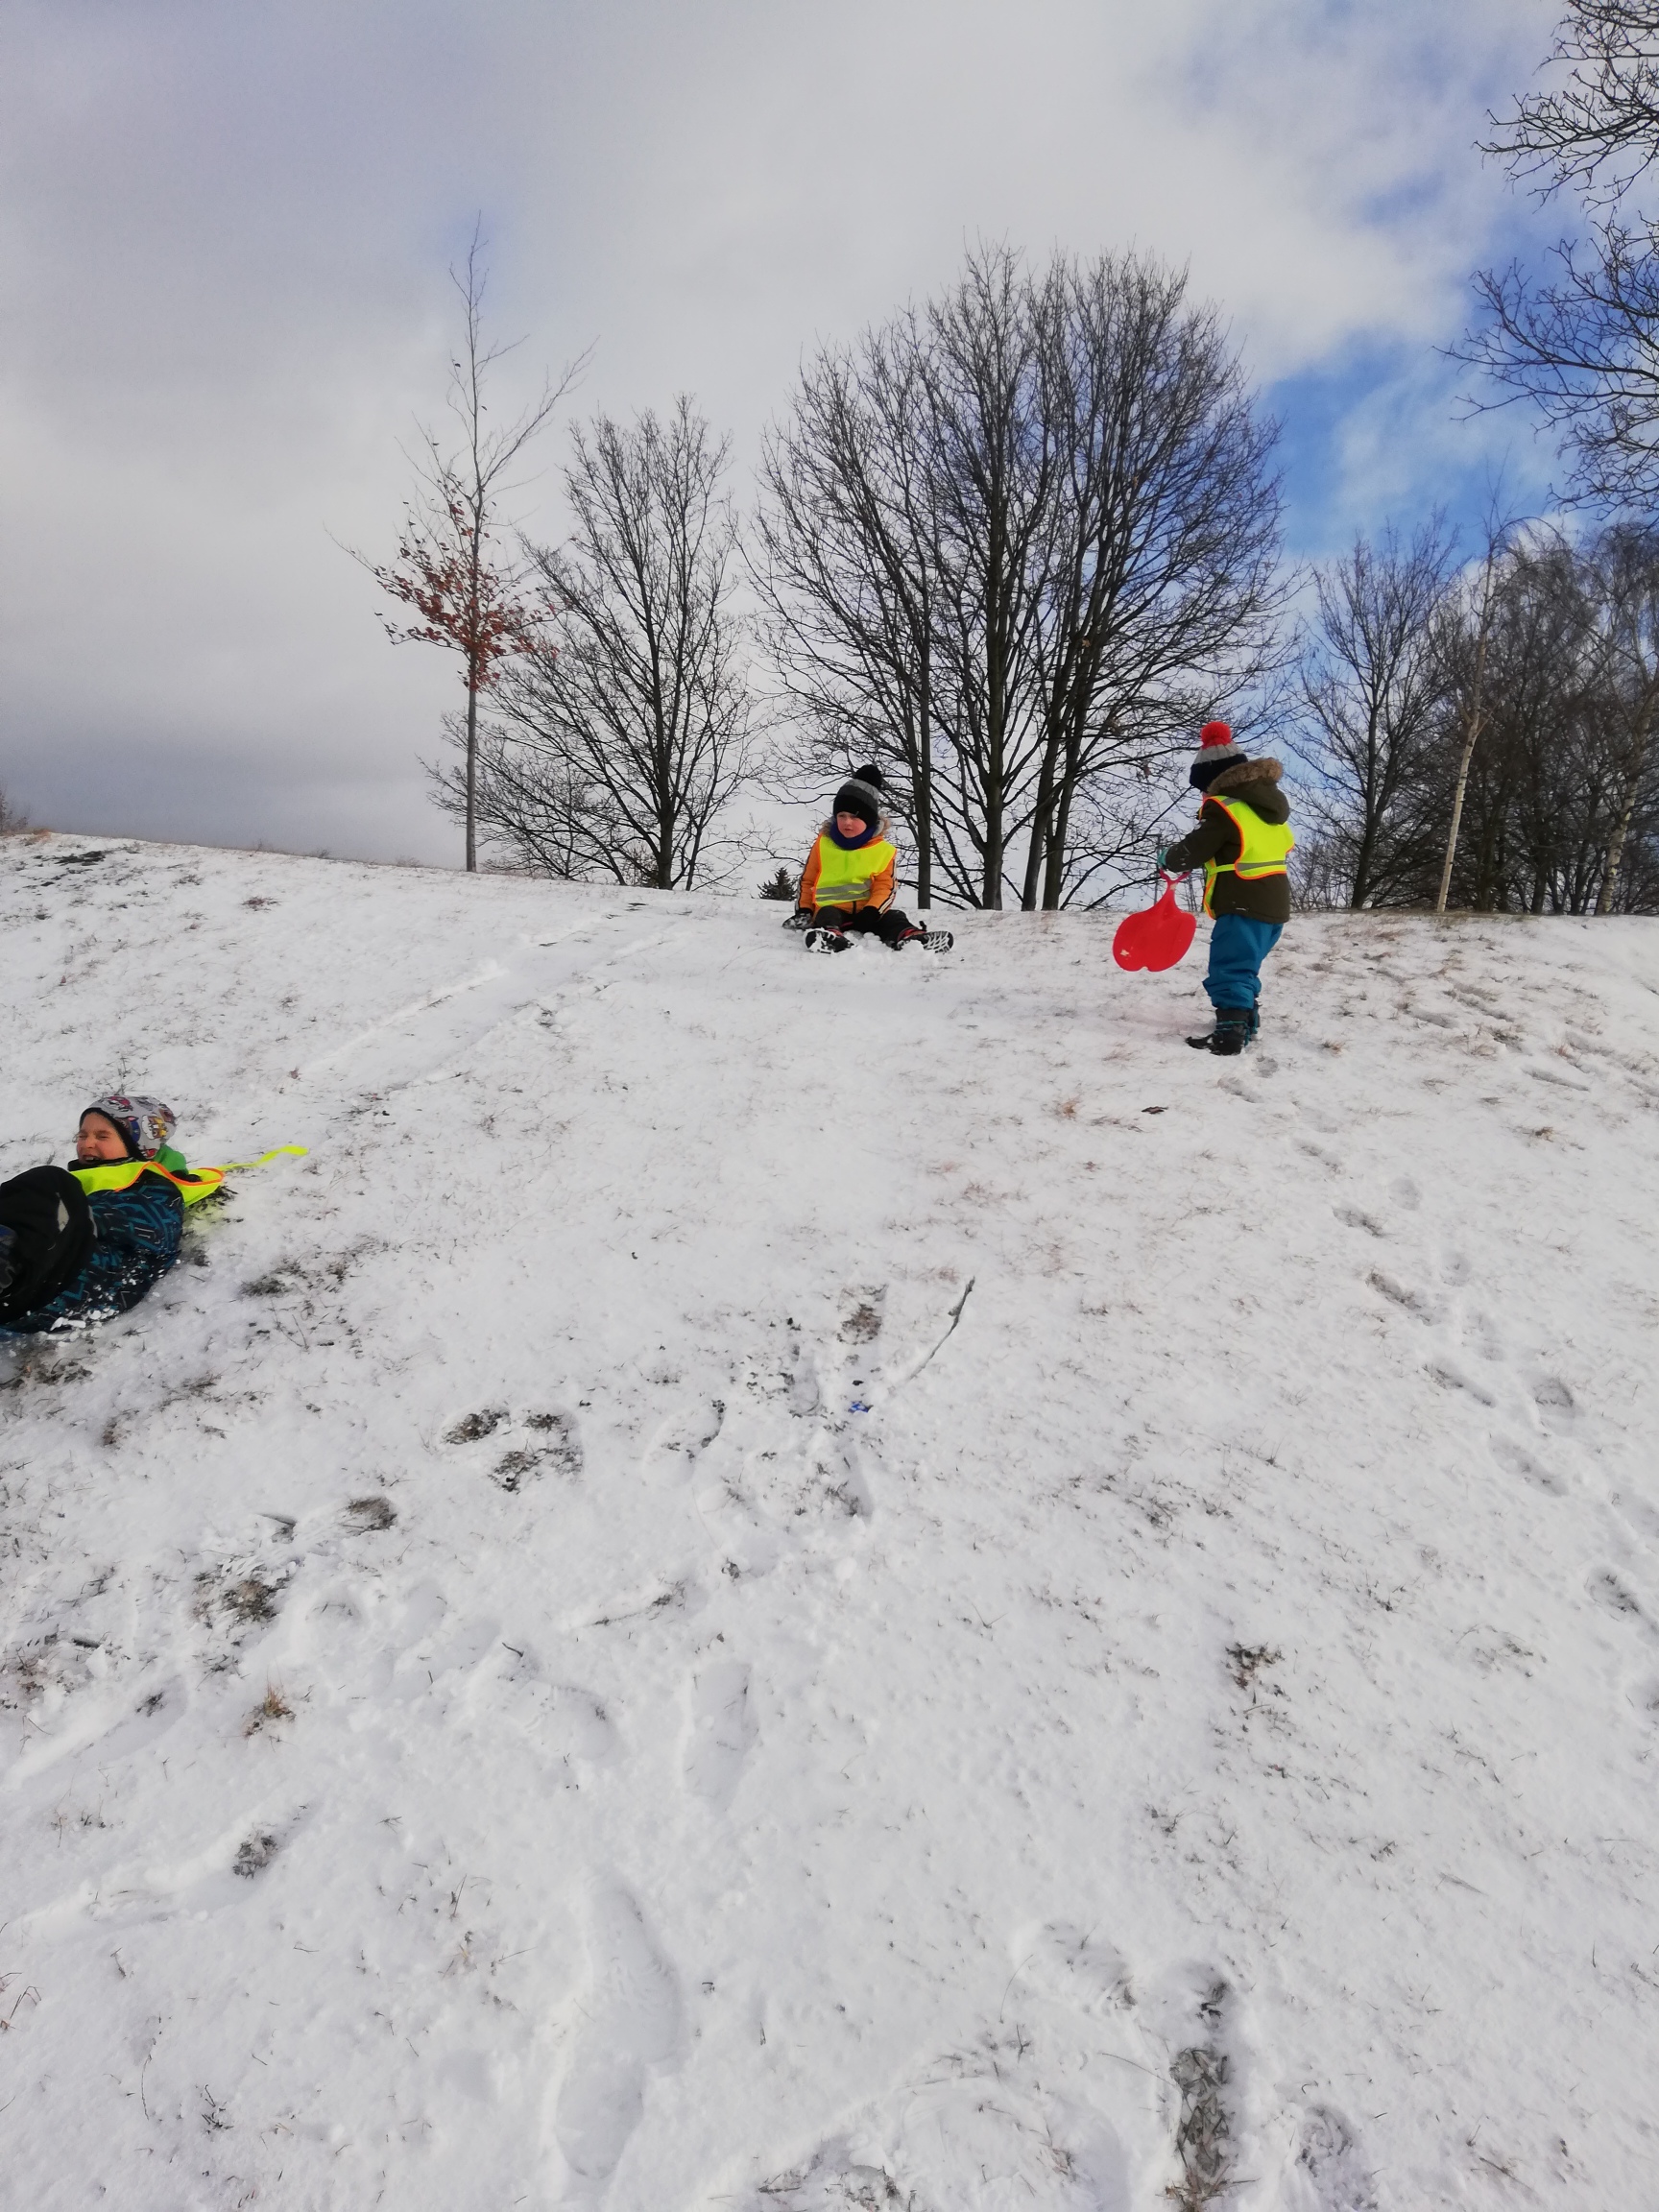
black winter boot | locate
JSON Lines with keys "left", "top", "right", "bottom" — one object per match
{"left": 1186, "top": 1008, "right": 1251, "bottom": 1055}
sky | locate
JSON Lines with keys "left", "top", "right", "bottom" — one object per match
{"left": 0, "top": 0, "right": 1568, "bottom": 866}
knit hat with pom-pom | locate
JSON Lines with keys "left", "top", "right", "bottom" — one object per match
{"left": 832, "top": 762, "right": 887, "bottom": 831}
{"left": 1190, "top": 720, "right": 1245, "bottom": 791}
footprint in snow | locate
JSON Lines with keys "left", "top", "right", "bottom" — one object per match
{"left": 1532, "top": 1376, "right": 1577, "bottom": 1434}
{"left": 1366, "top": 1270, "right": 1437, "bottom": 1321}
{"left": 1457, "top": 1308, "right": 1505, "bottom": 1363}
{"left": 641, "top": 1399, "right": 726, "bottom": 1483}
{"left": 1017, "top": 1919, "right": 1136, "bottom": 2013}
{"left": 470, "top": 1640, "right": 616, "bottom": 1768}
{"left": 552, "top": 1887, "right": 682, "bottom": 2192}
{"left": 1611, "top": 1488, "right": 1659, "bottom": 1543}
{"left": 1334, "top": 1206, "right": 1385, "bottom": 1238}
{"left": 1489, "top": 1435, "right": 1568, "bottom": 1497}
{"left": 1588, "top": 1569, "right": 1647, "bottom": 1626}
{"left": 3, "top": 1668, "right": 189, "bottom": 1791}
{"left": 1292, "top": 2104, "right": 1379, "bottom": 2212}
{"left": 524, "top": 1407, "right": 583, "bottom": 1475}
{"left": 682, "top": 1657, "right": 757, "bottom": 1808}
{"left": 1427, "top": 1360, "right": 1496, "bottom": 1407}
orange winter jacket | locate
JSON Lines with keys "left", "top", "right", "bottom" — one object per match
{"left": 798, "top": 825, "right": 897, "bottom": 913}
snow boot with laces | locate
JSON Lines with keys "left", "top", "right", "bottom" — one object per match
{"left": 897, "top": 926, "right": 954, "bottom": 953}
{"left": 804, "top": 926, "right": 852, "bottom": 954}
{"left": 1187, "top": 1007, "right": 1252, "bottom": 1056}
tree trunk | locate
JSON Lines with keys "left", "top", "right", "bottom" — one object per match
{"left": 1022, "top": 725, "right": 1061, "bottom": 909}
{"left": 916, "top": 639, "right": 933, "bottom": 911}
{"left": 1436, "top": 556, "right": 1495, "bottom": 915}
{"left": 465, "top": 667, "right": 480, "bottom": 873}
{"left": 1042, "top": 764, "right": 1074, "bottom": 910}
{"left": 1040, "top": 701, "right": 1091, "bottom": 911}
{"left": 1350, "top": 822, "right": 1375, "bottom": 910}
{"left": 1597, "top": 690, "right": 1656, "bottom": 913}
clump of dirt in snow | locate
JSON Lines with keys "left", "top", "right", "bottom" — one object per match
{"left": 445, "top": 1407, "right": 508, "bottom": 1444}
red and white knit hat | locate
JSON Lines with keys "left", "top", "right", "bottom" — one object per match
{"left": 1193, "top": 720, "right": 1243, "bottom": 767}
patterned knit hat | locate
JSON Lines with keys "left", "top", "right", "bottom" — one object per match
{"left": 1190, "top": 720, "right": 1245, "bottom": 791}
{"left": 83, "top": 1094, "right": 177, "bottom": 1160}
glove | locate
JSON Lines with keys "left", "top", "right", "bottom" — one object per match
{"left": 1155, "top": 846, "right": 1172, "bottom": 873}
{"left": 781, "top": 907, "right": 814, "bottom": 931}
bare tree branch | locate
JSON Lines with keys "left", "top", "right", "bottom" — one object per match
{"left": 433, "top": 399, "right": 758, "bottom": 890}
{"left": 356, "top": 220, "right": 588, "bottom": 868}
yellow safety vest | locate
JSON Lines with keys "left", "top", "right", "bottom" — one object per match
{"left": 811, "top": 832, "right": 896, "bottom": 908}
{"left": 71, "top": 1145, "right": 306, "bottom": 1209}
{"left": 1201, "top": 795, "right": 1295, "bottom": 917}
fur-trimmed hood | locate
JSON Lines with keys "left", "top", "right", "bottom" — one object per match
{"left": 1206, "top": 757, "right": 1283, "bottom": 796}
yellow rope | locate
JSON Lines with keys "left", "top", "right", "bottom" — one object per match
{"left": 206, "top": 1145, "right": 309, "bottom": 1174}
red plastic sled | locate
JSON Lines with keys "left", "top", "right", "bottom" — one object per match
{"left": 1112, "top": 874, "right": 1196, "bottom": 973}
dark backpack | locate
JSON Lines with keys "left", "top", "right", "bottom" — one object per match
{"left": 0, "top": 1166, "right": 94, "bottom": 1327}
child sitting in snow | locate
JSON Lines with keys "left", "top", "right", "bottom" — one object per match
{"left": 788, "top": 764, "right": 951, "bottom": 953}
{"left": 0, "top": 1095, "right": 200, "bottom": 1334}
{"left": 1160, "top": 722, "right": 1294, "bottom": 1056}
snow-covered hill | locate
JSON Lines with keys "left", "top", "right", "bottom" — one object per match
{"left": 3, "top": 832, "right": 1658, "bottom": 2209}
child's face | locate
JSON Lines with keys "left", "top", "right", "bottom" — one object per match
{"left": 77, "top": 1112, "right": 130, "bottom": 1163}
{"left": 835, "top": 810, "right": 868, "bottom": 840}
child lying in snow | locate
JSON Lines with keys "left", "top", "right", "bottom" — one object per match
{"left": 0, "top": 1094, "right": 204, "bottom": 1334}
{"left": 787, "top": 764, "right": 952, "bottom": 953}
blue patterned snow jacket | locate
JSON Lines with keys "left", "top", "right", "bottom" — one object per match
{"left": 6, "top": 1173, "right": 184, "bottom": 1334}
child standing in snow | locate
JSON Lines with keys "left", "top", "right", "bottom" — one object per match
{"left": 1160, "top": 722, "right": 1294, "bottom": 1056}
{"left": 0, "top": 1095, "right": 198, "bottom": 1334}
{"left": 789, "top": 765, "right": 951, "bottom": 953}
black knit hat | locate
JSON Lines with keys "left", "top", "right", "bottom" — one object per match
{"left": 832, "top": 762, "right": 886, "bottom": 830}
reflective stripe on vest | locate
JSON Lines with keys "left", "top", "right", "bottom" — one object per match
{"left": 70, "top": 1144, "right": 306, "bottom": 1210}
{"left": 811, "top": 831, "right": 895, "bottom": 908}
{"left": 1201, "top": 795, "right": 1295, "bottom": 917}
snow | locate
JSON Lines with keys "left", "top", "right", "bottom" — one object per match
{"left": 2, "top": 830, "right": 1658, "bottom": 2209}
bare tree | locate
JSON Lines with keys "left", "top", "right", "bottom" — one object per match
{"left": 1467, "top": 4, "right": 1659, "bottom": 506}
{"left": 756, "top": 326, "right": 943, "bottom": 903}
{"left": 1484, "top": 0, "right": 1659, "bottom": 203}
{"left": 1291, "top": 520, "right": 1659, "bottom": 914}
{"left": 1428, "top": 534, "right": 1622, "bottom": 912}
{"left": 1434, "top": 517, "right": 1517, "bottom": 914}
{"left": 1297, "top": 521, "right": 1455, "bottom": 908}
{"left": 757, "top": 243, "right": 1283, "bottom": 911}
{"left": 1585, "top": 522, "right": 1659, "bottom": 903}
{"left": 437, "top": 399, "right": 757, "bottom": 889}
{"left": 921, "top": 248, "right": 1061, "bottom": 906}
{"left": 367, "top": 223, "right": 584, "bottom": 869}
{"left": 1022, "top": 252, "right": 1285, "bottom": 908}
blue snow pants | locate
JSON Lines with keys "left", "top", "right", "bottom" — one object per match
{"left": 1204, "top": 913, "right": 1284, "bottom": 1010}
